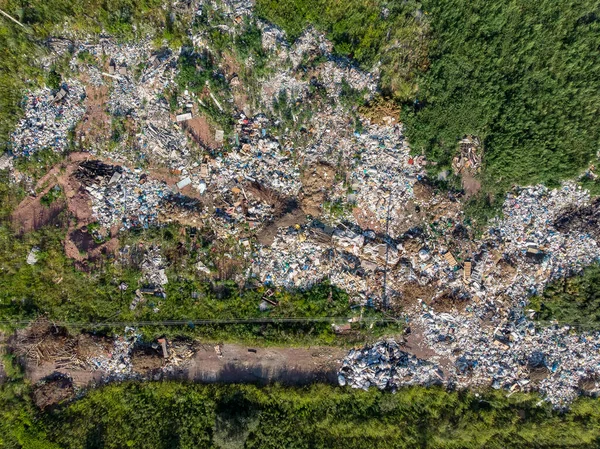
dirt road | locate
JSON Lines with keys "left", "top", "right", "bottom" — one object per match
{"left": 175, "top": 344, "right": 344, "bottom": 385}
{"left": 25, "top": 343, "right": 345, "bottom": 388}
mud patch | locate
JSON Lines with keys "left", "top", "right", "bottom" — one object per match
{"left": 461, "top": 170, "right": 482, "bottom": 197}
{"left": 257, "top": 208, "right": 307, "bottom": 246}
{"left": 11, "top": 196, "right": 67, "bottom": 234}
{"left": 76, "top": 83, "right": 111, "bottom": 149}
{"left": 392, "top": 282, "right": 437, "bottom": 314}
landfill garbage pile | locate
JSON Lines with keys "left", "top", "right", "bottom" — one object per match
{"left": 26, "top": 247, "right": 40, "bottom": 265}
{"left": 339, "top": 340, "right": 443, "bottom": 390}
{"left": 89, "top": 327, "right": 140, "bottom": 379}
{"left": 249, "top": 119, "right": 422, "bottom": 295}
{"left": 81, "top": 163, "right": 170, "bottom": 230}
{"left": 339, "top": 182, "right": 600, "bottom": 408}
{"left": 7, "top": 0, "right": 600, "bottom": 409}
{"left": 10, "top": 81, "right": 86, "bottom": 156}
{"left": 413, "top": 303, "right": 600, "bottom": 409}
{"left": 260, "top": 27, "right": 377, "bottom": 109}
{"left": 141, "top": 246, "right": 168, "bottom": 287}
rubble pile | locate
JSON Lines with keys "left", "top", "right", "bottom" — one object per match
{"left": 260, "top": 28, "right": 377, "bottom": 107}
{"left": 414, "top": 304, "right": 600, "bottom": 408}
{"left": 84, "top": 165, "right": 170, "bottom": 230}
{"left": 10, "top": 82, "right": 86, "bottom": 156}
{"left": 7, "top": 0, "right": 600, "bottom": 409}
{"left": 339, "top": 182, "right": 600, "bottom": 408}
{"left": 90, "top": 327, "right": 139, "bottom": 378}
{"left": 141, "top": 246, "right": 168, "bottom": 287}
{"left": 339, "top": 340, "right": 443, "bottom": 390}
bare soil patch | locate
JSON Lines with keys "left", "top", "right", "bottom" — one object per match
{"left": 428, "top": 291, "right": 469, "bottom": 314}
{"left": 401, "top": 322, "right": 453, "bottom": 377}
{"left": 300, "top": 162, "right": 336, "bottom": 216}
{"left": 76, "top": 82, "right": 111, "bottom": 149}
{"left": 257, "top": 208, "right": 307, "bottom": 246}
{"left": 32, "top": 373, "right": 75, "bottom": 410}
{"left": 391, "top": 281, "right": 437, "bottom": 314}
{"left": 11, "top": 195, "right": 67, "bottom": 234}
{"left": 352, "top": 206, "right": 384, "bottom": 234}
{"left": 131, "top": 346, "right": 164, "bottom": 374}
{"left": 183, "top": 115, "right": 219, "bottom": 149}
{"left": 462, "top": 170, "right": 482, "bottom": 197}
{"left": 178, "top": 344, "right": 345, "bottom": 385}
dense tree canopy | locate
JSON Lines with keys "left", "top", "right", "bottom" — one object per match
{"left": 3, "top": 381, "right": 600, "bottom": 448}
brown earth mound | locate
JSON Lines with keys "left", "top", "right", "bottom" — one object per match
{"left": 131, "top": 345, "right": 164, "bottom": 374}
{"left": 32, "top": 373, "right": 75, "bottom": 410}
{"left": 183, "top": 115, "right": 219, "bottom": 149}
{"left": 300, "top": 162, "right": 336, "bottom": 216}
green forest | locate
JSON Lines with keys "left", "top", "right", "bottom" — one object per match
{"left": 3, "top": 380, "right": 600, "bottom": 448}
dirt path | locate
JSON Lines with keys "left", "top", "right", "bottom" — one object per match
{"left": 175, "top": 344, "right": 344, "bottom": 385}
{"left": 24, "top": 343, "right": 345, "bottom": 388}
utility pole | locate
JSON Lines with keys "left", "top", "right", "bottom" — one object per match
{"left": 381, "top": 188, "right": 393, "bottom": 310}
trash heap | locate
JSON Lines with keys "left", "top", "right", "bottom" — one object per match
{"left": 260, "top": 27, "right": 377, "bottom": 108}
{"left": 141, "top": 246, "right": 168, "bottom": 287}
{"left": 410, "top": 303, "right": 600, "bottom": 408}
{"left": 10, "top": 81, "right": 85, "bottom": 156}
{"left": 9, "top": 0, "right": 600, "bottom": 409}
{"left": 84, "top": 165, "right": 170, "bottom": 230}
{"left": 338, "top": 182, "right": 600, "bottom": 408}
{"left": 89, "top": 327, "right": 140, "bottom": 379}
{"left": 339, "top": 340, "right": 443, "bottom": 390}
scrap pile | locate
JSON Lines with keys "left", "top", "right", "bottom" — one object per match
{"left": 79, "top": 162, "right": 170, "bottom": 230}
{"left": 141, "top": 246, "right": 168, "bottom": 287}
{"left": 414, "top": 304, "right": 600, "bottom": 408}
{"left": 7, "top": 0, "right": 600, "bottom": 409}
{"left": 339, "top": 181, "right": 600, "bottom": 408}
{"left": 10, "top": 82, "right": 86, "bottom": 156}
{"left": 339, "top": 340, "right": 443, "bottom": 390}
{"left": 90, "top": 327, "right": 140, "bottom": 378}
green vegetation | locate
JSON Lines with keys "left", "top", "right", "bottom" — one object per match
{"left": 404, "top": 0, "right": 600, "bottom": 197}
{"left": 45, "top": 69, "right": 62, "bottom": 91}
{"left": 175, "top": 46, "right": 234, "bottom": 133}
{"left": 530, "top": 262, "right": 600, "bottom": 328}
{"left": 0, "top": 223, "right": 393, "bottom": 344}
{"left": 233, "top": 22, "right": 270, "bottom": 79}
{"left": 13, "top": 148, "right": 66, "bottom": 180}
{"left": 3, "top": 380, "right": 600, "bottom": 448}
{"left": 257, "top": 0, "right": 600, "bottom": 216}
{"left": 40, "top": 185, "right": 62, "bottom": 207}
{"left": 255, "top": 0, "right": 428, "bottom": 102}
